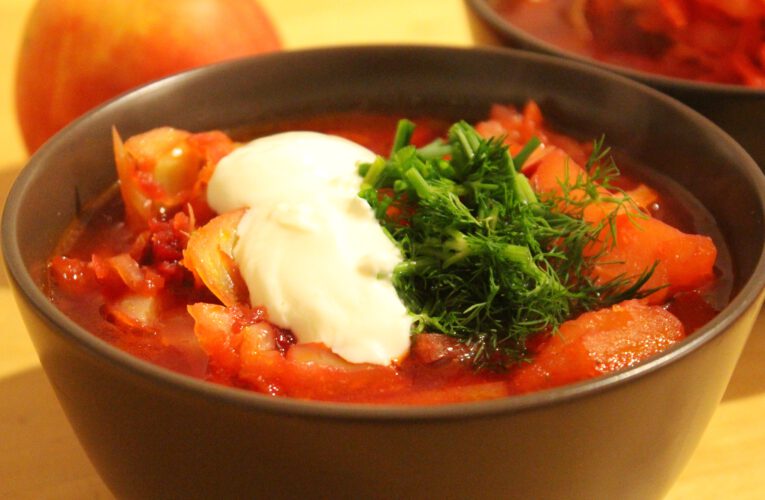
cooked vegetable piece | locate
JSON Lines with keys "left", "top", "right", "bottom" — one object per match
{"left": 187, "top": 302, "right": 270, "bottom": 377}
{"left": 93, "top": 253, "right": 165, "bottom": 294}
{"left": 528, "top": 145, "right": 717, "bottom": 302}
{"left": 239, "top": 343, "right": 409, "bottom": 402}
{"left": 183, "top": 209, "right": 249, "bottom": 307}
{"left": 113, "top": 127, "right": 200, "bottom": 227}
{"left": 48, "top": 255, "right": 95, "bottom": 294}
{"left": 188, "top": 303, "right": 244, "bottom": 374}
{"left": 508, "top": 300, "right": 685, "bottom": 392}
{"left": 185, "top": 131, "right": 238, "bottom": 222}
{"left": 410, "top": 333, "right": 473, "bottom": 365}
{"left": 381, "top": 381, "right": 511, "bottom": 405}
{"left": 103, "top": 294, "right": 161, "bottom": 330}
{"left": 588, "top": 214, "right": 717, "bottom": 303}
{"left": 476, "top": 102, "right": 592, "bottom": 166}
{"left": 112, "top": 126, "right": 236, "bottom": 228}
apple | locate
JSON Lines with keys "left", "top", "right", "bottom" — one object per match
{"left": 16, "top": 0, "right": 281, "bottom": 153}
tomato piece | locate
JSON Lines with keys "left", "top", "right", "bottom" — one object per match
{"left": 509, "top": 300, "right": 685, "bottom": 393}
{"left": 48, "top": 255, "right": 95, "bottom": 294}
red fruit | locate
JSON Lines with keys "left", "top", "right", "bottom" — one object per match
{"left": 16, "top": 0, "right": 281, "bottom": 152}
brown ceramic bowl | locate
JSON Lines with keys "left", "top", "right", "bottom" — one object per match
{"left": 466, "top": 0, "right": 765, "bottom": 170}
{"left": 4, "top": 46, "right": 765, "bottom": 500}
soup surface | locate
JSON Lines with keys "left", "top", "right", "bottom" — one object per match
{"left": 46, "top": 103, "right": 728, "bottom": 404}
{"left": 491, "top": 0, "right": 765, "bottom": 86}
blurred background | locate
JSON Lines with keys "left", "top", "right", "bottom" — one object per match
{"left": 2, "top": 0, "right": 477, "bottom": 165}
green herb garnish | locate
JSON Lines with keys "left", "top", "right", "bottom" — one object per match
{"left": 359, "top": 119, "right": 657, "bottom": 367}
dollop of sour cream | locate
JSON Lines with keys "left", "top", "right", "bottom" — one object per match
{"left": 207, "top": 131, "right": 412, "bottom": 365}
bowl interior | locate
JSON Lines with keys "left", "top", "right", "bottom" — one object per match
{"left": 4, "top": 45, "right": 765, "bottom": 410}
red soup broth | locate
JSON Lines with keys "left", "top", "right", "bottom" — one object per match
{"left": 491, "top": 0, "right": 765, "bottom": 86}
{"left": 45, "top": 108, "right": 731, "bottom": 405}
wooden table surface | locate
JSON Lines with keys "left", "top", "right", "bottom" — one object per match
{"left": 1, "top": 1, "right": 763, "bottom": 498}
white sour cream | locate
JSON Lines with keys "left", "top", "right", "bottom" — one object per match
{"left": 206, "top": 131, "right": 412, "bottom": 365}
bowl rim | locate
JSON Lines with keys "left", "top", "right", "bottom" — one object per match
{"left": 4, "top": 44, "right": 765, "bottom": 421}
{"left": 466, "top": 0, "right": 765, "bottom": 96}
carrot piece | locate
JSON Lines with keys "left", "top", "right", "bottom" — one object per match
{"left": 529, "top": 147, "right": 717, "bottom": 301}
{"left": 529, "top": 148, "right": 623, "bottom": 222}
{"left": 509, "top": 300, "right": 685, "bottom": 393}
{"left": 187, "top": 302, "right": 244, "bottom": 374}
{"left": 529, "top": 148, "right": 590, "bottom": 200}
{"left": 591, "top": 214, "right": 717, "bottom": 302}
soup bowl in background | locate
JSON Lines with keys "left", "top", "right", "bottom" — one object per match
{"left": 466, "top": 0, "right": 765, "bottom": 170}
{"left": 3, "top": 46, "right": 765, "bottom": 500}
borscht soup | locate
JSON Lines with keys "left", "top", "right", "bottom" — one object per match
{"left": 490, "top": 0, "right": 765, "bottom": 86}
{"left": 45, "top": 102, "right": 729, "bottom": 405}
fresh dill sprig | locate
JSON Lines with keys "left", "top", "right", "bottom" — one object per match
{"left": 358, "top": 119, "right": 657, "bottom": 367}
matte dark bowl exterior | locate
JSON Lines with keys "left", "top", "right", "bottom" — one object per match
{"left": 4, "top": 46, "right": 765, "bottom": 500}
{"left": 466, "top": 0, "right": 765, "bottom": 170}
